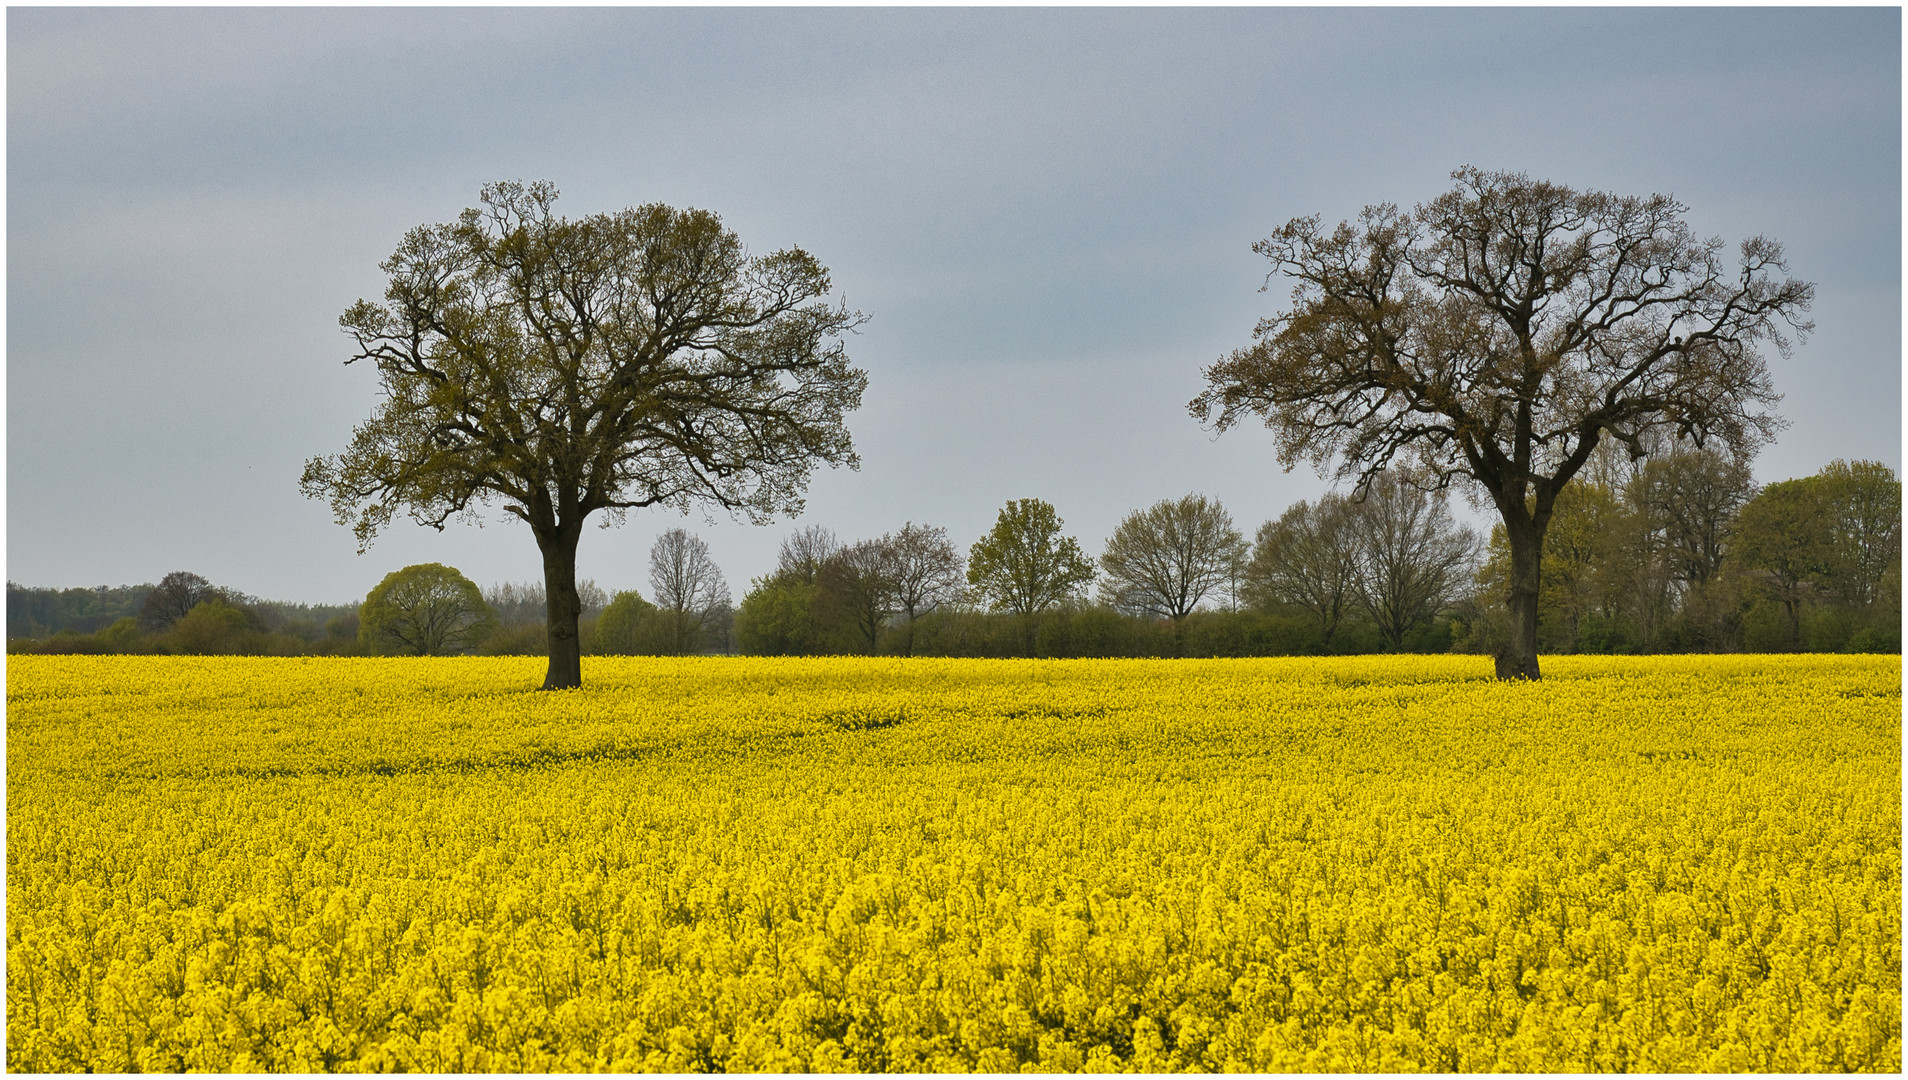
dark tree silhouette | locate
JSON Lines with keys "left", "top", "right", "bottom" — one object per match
{"left": 138, "top": 571, "right": 218, "bottom": 632}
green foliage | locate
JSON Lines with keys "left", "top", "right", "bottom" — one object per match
{"left": 359, "top": 563, "right": 497, "bottom": 657}
{"left": 168, "top": 598, "right": 255, "bottom": 655}
{"left": 95, "top": 617, "right": 142, "bottom": 652}
{"left": 592, "top": 591, "right": 666, "bottom": 656}
{"left": 967, "top": 499, "right": 1095, "bottom": 655}
{"left": 735, "top": 576, "right": 822, "bottom": 655}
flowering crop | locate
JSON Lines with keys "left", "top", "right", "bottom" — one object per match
{"left": 7, "top": 654, "right": 1899, "bottom": 1071}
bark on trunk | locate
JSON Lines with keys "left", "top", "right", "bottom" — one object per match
{"left": 1497, "top": 517, "right": 1544, "bottom": 681}
{"left": 538, "top": 524, "right": 585, "bottom": 690}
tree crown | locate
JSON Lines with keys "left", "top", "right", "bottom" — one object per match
{"left": 967, "top": 498, "right": 1096, "bottom": 617}
{"left": 1192, "top": 167, "right": 1812, "bottom": 530}
{"left": 302, "top": 181, "right": 869, "bottom": 550}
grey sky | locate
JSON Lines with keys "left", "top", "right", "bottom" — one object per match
{"left": 8, "top": 6, "right": 1900, "bottom": 605}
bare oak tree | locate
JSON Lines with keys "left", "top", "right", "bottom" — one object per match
{"left": 649, "top": 528, "right": 732, "bottom": 655}
{"left": 1342, "top": 474, "right": 1478, "bottom": 649}
{"left": 1241, "top": 495, "right": 1359, "bottom": 644}
{"left": 1098, "top": 494, "right": 1246, "bottom": 641}
{"left": 882, "top": 522, "right": 964, "bottom": 656}
{"left": 1193, "top": 167, "right": 1811, "bottom": 679}
{"left": 817, "top": 539, "right": 897, "bottom": 653}
{"left": 301, "top": 181, "right": 866, "bottom": 688}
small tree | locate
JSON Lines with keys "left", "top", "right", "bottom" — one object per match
{"left": 301, "top": 181, "right": 867, "bottom": 688}
{"left": 967, "top": 498, "right": 1095, "bottom": 655}
{"left": 593, "top": 590, "right": 662, "bottom": 655}
{"left": 359, "top": 563, "right": 497, "bottom": 656}
{"left": 1194, "top": 167, "right": 1811, "bottom": 679}
{"left": 1815, "top": 459, "right": 1902, "bottom": 612}
{"left": 735, "top": 575, "right": 820, "bottom": 655}
{"left": 168, "top": 598, "right": 253, "bottom": 655}
{"left": 1098, "top": 494, "right": 1246, "bottom": 651}
{"left": 1241, "top": 495, "right": 1359, "bottom": 644}
{"left": 649, "top": 528, "right": 731, "bottom": 655}
{"left": 733, "top": 525, "right": 840, "bottom": 655}
{"left": 883, "top": 522, "right": 964, "bottom": 656}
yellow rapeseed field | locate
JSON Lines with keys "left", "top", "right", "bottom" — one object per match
{"left": 6, "top": 654, "right": 1900, "bottom": 1072}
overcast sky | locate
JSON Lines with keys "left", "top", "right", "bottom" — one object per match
{"left": 7, "top": 6, "right": 1901, "bottom": 605}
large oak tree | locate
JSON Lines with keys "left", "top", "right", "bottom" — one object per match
{"left": 302, "top": 181, "right": 866, "bottom": 688}
{"left": 1192, "top": 168, "right": 1812, "bottom": 679}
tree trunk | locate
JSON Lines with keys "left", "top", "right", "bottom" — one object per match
{"left": 538, "top": 523, "right": 585, "bottom": 690}
{"left": 1497, "top": 517, "right": 1544, "bottom": 680}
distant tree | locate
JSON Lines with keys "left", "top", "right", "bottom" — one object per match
{"left": 814, "top": 540, "right": 898, "bottom": 653}
{"left": 9, "top": 582, "right": 152, "bottom": 638}
{"left": 593, "top": 590, "right": 662, "bottom": 655}
{"left": 359, "top": 563, "right": 498, "bottom": 656}
{"left": 484, "top": 579, "right": 606, "bottom": 629}
{"left": 300, "top": 181, "right": 867, "bottom": 689}
{"left": 1527, "top": 480, "right": 1624, "bottom": 650}
{"left": 649, "top": 529, "right": 732, "bottom": 655}
{"left": 325, "top": 612, "right": 360, "bottom": 643}
{"left": 1635, "top": 447, "right": 1758, "bottom": 590}
{"left": 733, "top": 525, "right": 841, "bottom": 655}
{"left": 1814, "top": 459, "right": 1902, "bottom": 611}
{"left": 1241, "top": 495, "right": 1359, "bottom": 644}
{"left": 139, "top": 571, "right": 218, "bottom": 632}
{"left": 1343, "top": 474, "right": 1478, "bottom": 649}
{"left": 1612, "top": 444, "right": 1754, "bottom": 647}
{"left": 1194, "top": 167, "right": 1812, "bottom": 679}
{"left": 1730, "top": 479, "right": 1831, "bottom": 650}
{"left": 1098, "top": 495, "right": 1246, "bottom": 649}
{"left": 778, "top": 525, "right": 842, "bottom": 584}
{"left": 882, "top": 522, "right": 965, "bottom": 656}
{"left": 967, "top": 498, "right": 1096, "bottom": 655}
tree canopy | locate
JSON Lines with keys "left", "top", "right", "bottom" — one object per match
{"left": 359, "top": 563, "right": 497, "bottom": 656}
{"left": 301, "top": 181, "right": 867, "bottom": 687}
{"left": 1193, "top": 167, "right": 1813, "bottom": 679}
{"left": 967, "top": 499, "right": 1095, "bottom": 654}
{"left": 1098, "top": 494, "right": 1246, "bottom": 626}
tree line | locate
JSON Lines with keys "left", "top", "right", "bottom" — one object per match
{"left": 10, "top": 450, "right": 1894, "bottom": 659}
{"left": 732, "top": 453, "right": 1897, "bottom": 659}
{"left": 4, "top": 527, "right": 733, "bottom": 659}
